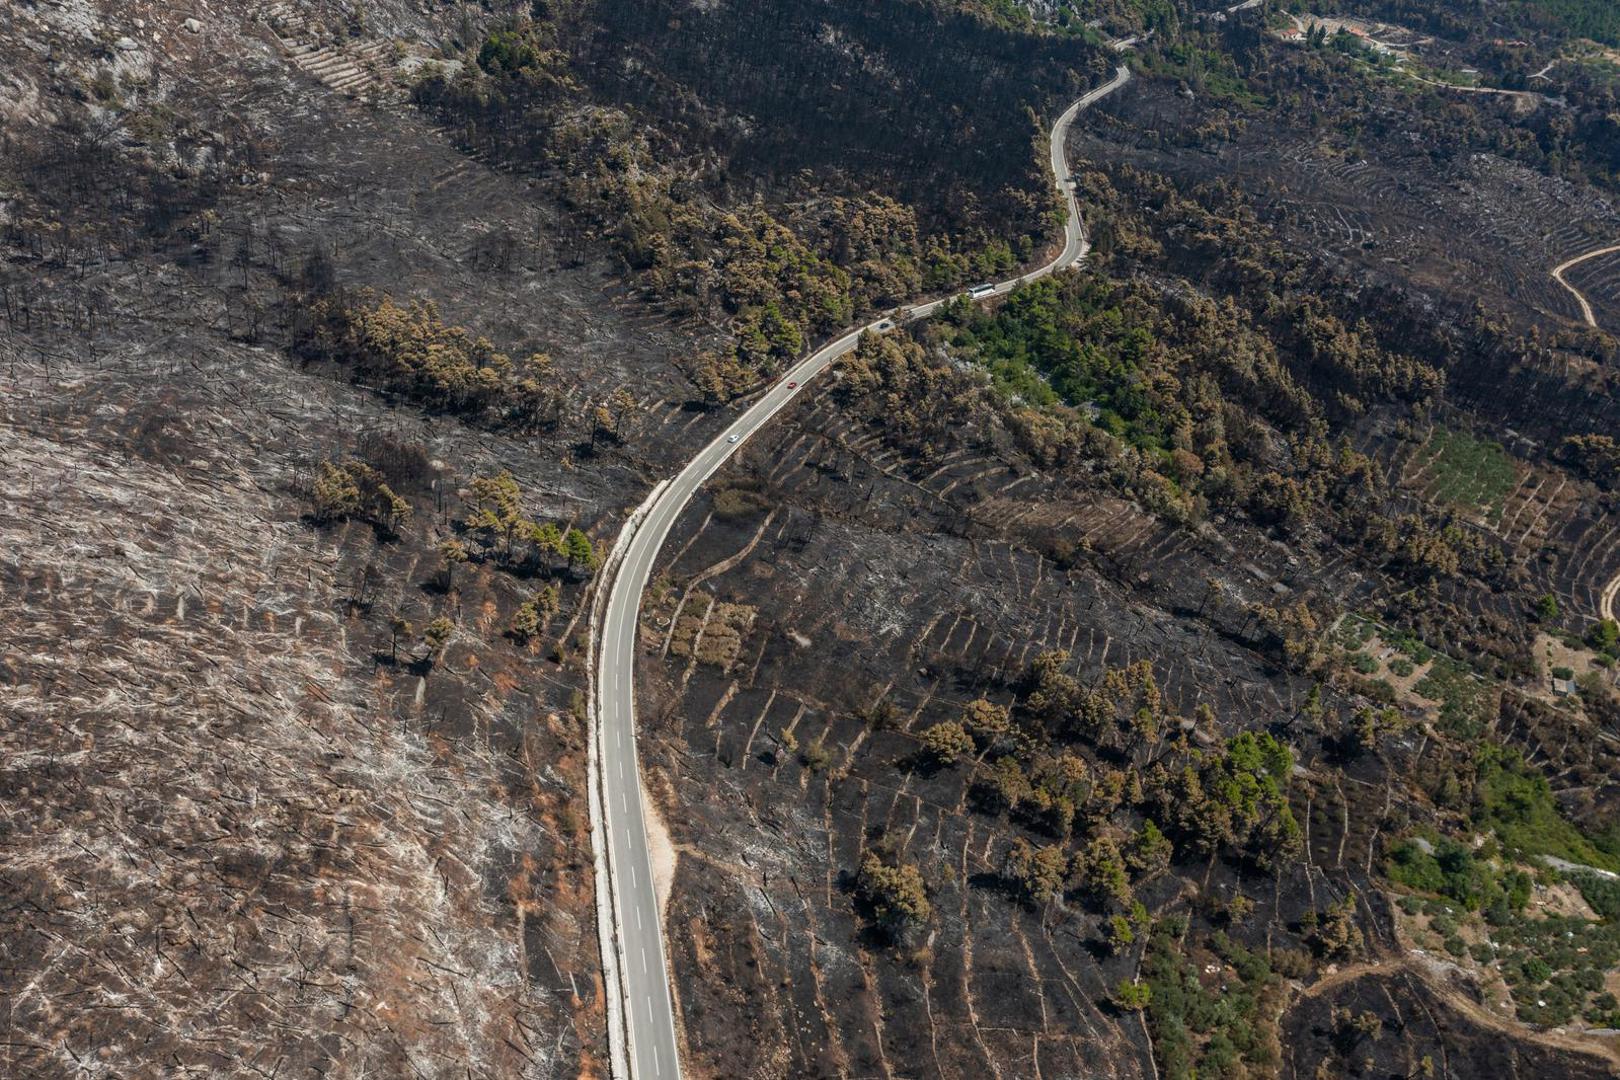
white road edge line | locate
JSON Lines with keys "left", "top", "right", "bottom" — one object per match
{"left": 586, "top": 479, "right": 670, "bottom": 1080}
{"left": 588, "top": 54, "right": 1136, "bottom": 1080}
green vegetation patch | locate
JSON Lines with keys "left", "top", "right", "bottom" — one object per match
{"left": 1385, "top": 626, "right": 1435, "bottom": 665}
{"left": 942, "top": 276, "right": 1177, "bottom": 455}
{"left": 1332, "top": 613, "right": 1378, "bottom": 651}
{"left": 1140, "top": 40, "right": 1264, "bottom": 108}
{"left": 1569, "top": 870, "right": 1620, "bottom": 920}
{"left": 1589, "top": 618, "right": 1620, "bottom": 660}
{"left": 1346, "top": 650, "right": 1380, "bottom": 675}
{"left": 1141, "top": 920, "right": 1280, "bottom": 1080}
{"left": 1385, "top": 837, "right": 1531, "bottom": 917}
{"left": 1473, "top": 745, "right": 1620, "bottom": 873}
{"left": 1495, "top": 914, "right": 1620, "bottom": 1027}
{"left": 1389, "top": 840, "right": 1620, "bottom": 1028}
{"left": 1412, "top": 428, "right": 1517, "bottom": 520}
{"left": 1412, "top": 654, "right": 1492, "bottom": 738}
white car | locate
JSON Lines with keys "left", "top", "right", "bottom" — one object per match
{"left": 727, "top": 433, "right": 741, "bottom": 443}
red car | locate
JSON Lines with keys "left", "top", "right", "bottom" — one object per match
{"left": 787, "top": 381, "right": 798, "bottom": 389}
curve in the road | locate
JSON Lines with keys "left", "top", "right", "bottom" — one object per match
{"left": 1406, "top": 71, "right": 1541, "bottom": 101}
{"left": 1548, "top": 249, "right": 1620, "bottom": 624}
{"left": 1551, "top": 243, "right": 1620, "bottom": 330}
{"left": 589, "top": 59, "right": 1134, "bottom": 1080}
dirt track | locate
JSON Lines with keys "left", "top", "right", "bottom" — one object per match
{"left": 1552, "top": 243, "right": 1620, "bottom": 328}
{"left": 1299, "top": 953, "right": 1620, "bottom": 1072}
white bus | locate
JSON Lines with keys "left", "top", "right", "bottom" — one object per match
{"left": 968, "top": 283, "right": 996, "bottom": 299}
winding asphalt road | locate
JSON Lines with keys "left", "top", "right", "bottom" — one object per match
{"left": 591, "top": 60, "right": 1134, "bottom": 1080}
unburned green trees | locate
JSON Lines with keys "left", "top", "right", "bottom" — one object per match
{"left": 563, "top": 527, "right": 598, "bottom": 573}
{"left": 1114, "top": 979, "right": 1152, "bottom": 1011}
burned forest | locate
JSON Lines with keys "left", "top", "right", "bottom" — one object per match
{"left": 5, "top": 1, "right": 1620, "bottom": 1079}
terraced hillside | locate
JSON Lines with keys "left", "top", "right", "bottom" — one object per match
{"left": 5, "top": 0, "right": 1620, "bottom": 1078}
{"left": 635, "top": 342, "right": 1620, "bottom": 1077}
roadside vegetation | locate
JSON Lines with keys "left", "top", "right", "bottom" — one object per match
{"left": 856, "top": 215, "right": 1517, "bottom": 634}
{"left": 410, "top": 6, "right": 1113, "bottom": 396}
